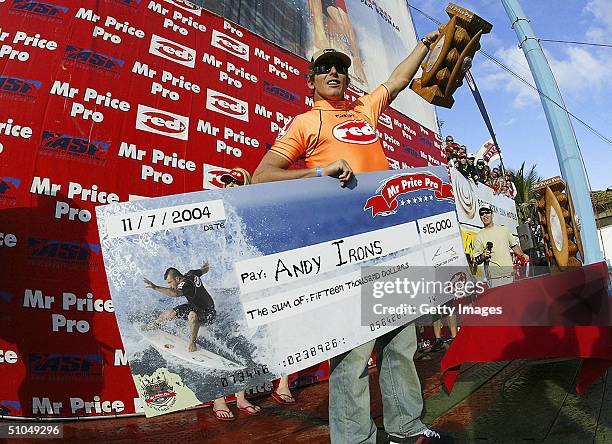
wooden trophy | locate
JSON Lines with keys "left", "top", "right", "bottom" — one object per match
{"left": 533, "top": 176, "right": 583, "bottom": 271}
{"left": 410, "top": 3, "right": 492, "bottom": 108}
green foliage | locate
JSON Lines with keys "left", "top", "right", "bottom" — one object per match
{"left": 510, "top": 162, "right": 541, "bottom": 223}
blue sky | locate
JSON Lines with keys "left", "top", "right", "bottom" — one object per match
{"left": 409, "top": 0, "right": 612, "bottom": 191}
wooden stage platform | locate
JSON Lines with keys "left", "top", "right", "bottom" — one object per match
{"left": 4, "top": 350, "right": 612, "bottom": 443}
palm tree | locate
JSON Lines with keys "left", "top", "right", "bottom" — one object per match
{"left": 510, "top": 162, "right": 541, "bottom": 223}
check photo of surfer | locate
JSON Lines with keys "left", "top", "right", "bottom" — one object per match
{"left": 97, "top": 167, "right": 464, "bottom": 417}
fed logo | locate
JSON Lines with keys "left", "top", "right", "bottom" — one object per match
{"left": 378, "top": 113, "right": 393, "bottom": 130}
{"left": 164, "top": 0, "right": 202, "bottom": 16}
{"left": 211, "top": 29, "right": 249, "bottom": 61}
{"left": 149, "top": 34, "right": 195, "bottom": 68}
{"left": 136, "top": 104, "right": 189, "bottom": 140}
{"left": 206, "top": 89, "right": 249, "bottom": 122}
{"left": 332, "top": 120, "right": 378, "bottom": 144}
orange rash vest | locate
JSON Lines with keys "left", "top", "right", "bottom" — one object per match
{"left": 270, "top": 85, "right": 392, "bottom": 174}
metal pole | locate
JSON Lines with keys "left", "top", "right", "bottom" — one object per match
{"left": 501, "top": 0, "right": 603, "bottom": 264}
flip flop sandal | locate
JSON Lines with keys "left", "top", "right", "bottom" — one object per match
{"left": 212, "top": 408, "right": 236, "bottom": 421}
{"left": 271, "top": 391, "right": 296, "bottom": 405}
{"left": 238, "top": 405, "right": 262, "bottom": 416}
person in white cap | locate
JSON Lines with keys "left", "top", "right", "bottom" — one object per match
{"left": 253, "top": 28, "right": 452, "bottom": 444}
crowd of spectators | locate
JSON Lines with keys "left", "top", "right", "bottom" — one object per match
{"left": 443, "top": 135, "right": 517, "bottom": 199}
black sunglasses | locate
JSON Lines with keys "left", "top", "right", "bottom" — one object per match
{"left": 479, "top": 210, "right": 492, "bottom": 216}
{"left": 313, "top": 62, "right": 349, "bottom": 75}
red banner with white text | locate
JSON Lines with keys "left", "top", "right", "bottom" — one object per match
{"left": 0, "top": 0, "right": 443, "bottom": 418}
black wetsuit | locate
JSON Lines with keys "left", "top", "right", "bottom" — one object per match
{"left": 173, "top": 269, "right": 216, "bottom": 324}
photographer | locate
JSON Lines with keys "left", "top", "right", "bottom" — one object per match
{"left": 471, "top": 206, "right": 529, "bottom": 287}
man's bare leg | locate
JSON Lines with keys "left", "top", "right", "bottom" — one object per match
{"left": 141, "top": 309, "right": 176, "bottom": 331}
{"left": 187, "top": 311, "right": 200, "bottom": 352}
{"left": 448, "top": 315, "right": 458, "bottom": 338}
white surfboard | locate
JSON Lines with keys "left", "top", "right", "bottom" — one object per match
{"left": 139, "top": 328, "right": 244, "bottom": 371}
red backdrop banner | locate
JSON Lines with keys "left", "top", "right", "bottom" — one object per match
{"left": 0, "top": 1, "right": 443, "bottom": 418}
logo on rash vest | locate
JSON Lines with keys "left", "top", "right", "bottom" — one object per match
{"left": 332, "top": 120, "right": 378, "bottom": 145}
{"left": 211, "top": 30, "right": 249, "bottom": 61}
{"left": 149, "top": 34, "right": 196, "bottom": 68}
{"left": 136, "top": 104, "right": 189, "bottom": 140}
{"left": 206, "top": 89, "right": 249, "bottom": 122}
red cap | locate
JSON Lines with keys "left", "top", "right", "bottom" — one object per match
{"left": 220, "top": 169, "right": 246, "bottom": 185}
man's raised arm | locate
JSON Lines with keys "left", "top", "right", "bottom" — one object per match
{"left": 383, "top": 30, "right": 440, "bottom": 101}
{"left": 143, "top": 278, "right": 179, "bottom": 297}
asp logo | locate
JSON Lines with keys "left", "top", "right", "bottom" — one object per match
{"left": 29, "top": 353, "right": 103, "bottom": 377}
{"left": 164, "top": 0, "right": 202, "bottom": 16}
{"left": 111, "top": 0, "right": 143, "bottom": 7}
{"left": 136, "top": 104, "right": 189, "bottom": 140}
{"left": 332, "top": 120, "right": 378, "bottom": 144}
{"left": 149, "top": 34, "right": 196, "bottom": 68}
{"left": 0, "top": 76, "right": 41, "bottom": 101}
{"left": 211, "top": 29, "right": 249, "bottom": 61}
{"left": 0, "top": 177, "right": 20, "bottom": 202}
{"left": 206, "top": 89, "right": 249, "bottom": 122}
{"left": 0, "top": 400, "right": 21, "bottom": 416}
{"left": 0, "top": 291, "right": 13, "bottom": 303}
{"left": 263, "top": 81, "right": 300, "bottom": 104}
{"left": 27, "top": 238, "right": 100, "bottom": 263}
{"left": 63, "top": 46, "right": 124, "bottom": 75}
{"left": 10, "top": 1, "right": 68, "bottom": 19}
{"left": 40, "top": 131, "right": 109, "bottom": 162}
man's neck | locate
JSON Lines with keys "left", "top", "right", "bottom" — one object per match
{"left": 484, "top": 222, "right": 495, "bottom": 229}
{"left": 312, "top": 97, "right": 348, "bottom": 111}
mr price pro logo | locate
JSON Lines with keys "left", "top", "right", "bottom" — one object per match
{"left": 27, "top": 238, "right": 100, "bottom": 266}
{"left": 40, "top": 131, "right": 109, "bottom": 163}
{"left": 0, "top": 177, "right": 20, "bottom": 203}
{"left": 332, "top": 120, "right": 378, "bottom": 144}
{"left": 206, "top": 89, "right": 249, "bottom": 122}
{"left": 136, "top": 104, "right": 189, "bottom": 140}
{"left": 29, "top": 353, "right": 103, "bottom": 379}
{"left": 149, "top": 34, "right": 196, "bottom": 68}
{"left": 0, "top": 76, "right": 41, "bottom": 101}
{"left": 9, "top": 1, "right": 68, "bottom": 20}
{"left": 211, "top": 29, "right": 249, "bottom": 61}
{"left": 63, "top": 46, "right": 124, "bottom": 76}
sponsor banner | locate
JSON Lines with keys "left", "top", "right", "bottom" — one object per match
{"left": 476, "top": 138, "right": 502, "bottom": 166}
{"left": 450, "top": 168, "right": 519, "bottom": 233}
{"left": 96, "top": 167, "right": 466, "bottom": 416}
{"left": 0, "top": 0, "right": 444, "bottom": 417}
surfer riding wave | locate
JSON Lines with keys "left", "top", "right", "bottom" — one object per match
{"left": 142, "top": 261, "right": 216, "bottom": 352}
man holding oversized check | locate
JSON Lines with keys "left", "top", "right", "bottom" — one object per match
{"left": 253, "top": 28, "right": 452, "bottom": 444}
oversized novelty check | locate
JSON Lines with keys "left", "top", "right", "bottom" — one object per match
{"left": 96, "top": 167, "right": 466, "bottom": 416}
